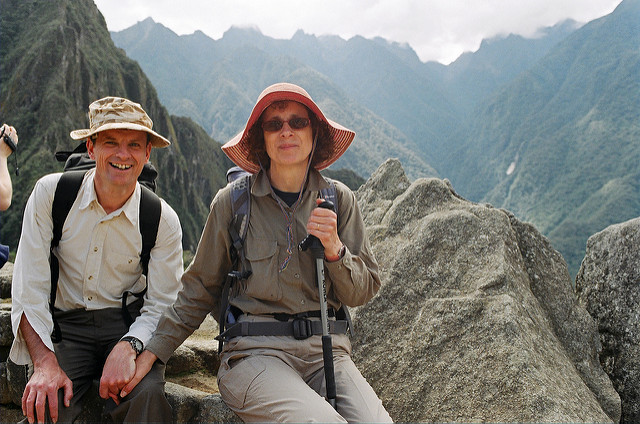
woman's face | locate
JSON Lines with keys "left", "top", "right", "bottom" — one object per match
{"left": 261, "top": 101, "right": 313, "bottom": 175}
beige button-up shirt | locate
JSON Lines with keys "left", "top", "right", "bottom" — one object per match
{"left": 10, "top": 169, "right": 183, "bottom": 364}
{"left": 147, "top": 169, "right": 381, "bottom": 363}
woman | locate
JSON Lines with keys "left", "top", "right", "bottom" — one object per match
{"left": 132, "top": 83, "right": 392, "bottom": 422}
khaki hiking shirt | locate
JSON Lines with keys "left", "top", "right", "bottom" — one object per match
{"left": 10, "top": 169, "right": 183, "bottom": 365}
{"left": 147, "top": 169, "right": 381, "bottom": 363}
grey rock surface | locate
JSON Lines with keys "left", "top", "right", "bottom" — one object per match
{"left": 352, "top": 159, "right": 620, "bottom": 422}
{"left": 576, "top": 217, "right": 640, "bottom": 423}
{"left": 0, "top": 262, "right": 12, "bottom": 299}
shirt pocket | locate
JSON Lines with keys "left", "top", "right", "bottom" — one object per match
{"left": 243, "top": 238, "right": 282, "bottom": 301}
{"left": 108, "top": 251, "right": 145, "bottom": 294}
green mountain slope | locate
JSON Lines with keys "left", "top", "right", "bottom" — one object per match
{"left": 111, "top": 18, "right": 576, "bottom": 178}
{"left": 447, "top": 0, "right": 640, "bottom": 276}
{"left": 111, "top": 22, "right": 441, "bottom": 180}
{"left": 0, "top": 0, "right": 230, "bottom": 252}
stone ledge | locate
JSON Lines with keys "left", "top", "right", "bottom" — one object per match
{"left": 1, "top": 361, "right": 239, "bottom": 423}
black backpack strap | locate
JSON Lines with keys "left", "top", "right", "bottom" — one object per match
{"left": 319, "top": 177, "right": 338, "bottom": 217}
{"left": 139, "top": 186, "right": 161, "bottom": 276}
{"left": 218, "top": 173, "right": 253, "bottom": 352}
{"left": 121, "top": 186, "right": 162, "bottom": 327}
{"left": 50, "top": 171, "right": 87, "bottom": 342}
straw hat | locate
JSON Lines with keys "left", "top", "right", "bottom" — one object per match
{"left": 222, "top": 83, "right": 355, "bottom": 173}
{"left": 70, "top": 97, "right": 170, "bottom": 148}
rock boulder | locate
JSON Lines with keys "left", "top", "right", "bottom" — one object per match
{"left": 352, "top": 159, "right": 620, "bottom": 422}
{"left": 576, "top": 217, "right": 640, "bottom": 423}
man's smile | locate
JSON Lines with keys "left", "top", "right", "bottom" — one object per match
{"left": 110, "top": 162, "right": 133, "bottom": 170}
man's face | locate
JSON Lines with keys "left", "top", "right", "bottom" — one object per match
{"left": 87, "top": 129, "right": 151, "bottom": 193}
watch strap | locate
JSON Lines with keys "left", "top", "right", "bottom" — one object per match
{"left": 121, "top": 336, "right": 143, "bottom": 355}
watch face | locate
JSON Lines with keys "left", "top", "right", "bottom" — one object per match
{"left": 126, "top": 337, "right": 143, "bottom": 354}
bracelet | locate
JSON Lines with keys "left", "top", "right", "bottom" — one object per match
{"left": 325, "top": 245, "right": 345, "bottom": 262}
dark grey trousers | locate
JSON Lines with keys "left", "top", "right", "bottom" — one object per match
{"left": 49, "top": 302, "right": 172, "bottom": 423}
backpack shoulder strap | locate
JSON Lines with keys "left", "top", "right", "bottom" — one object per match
{"left": 218, "top": 172, "right": 252, "bottom": 352}
{"left": 50, "top": 170, "right": 87, "bottom": 342}
{"left": 228, "top": 173, "right": 252, "bottom": 262}
{"left": 139, "top": 186, "right": 162, "bottom": 276}
{"left": 121, "top": 185, "right": 161, "bottom": 327}
{"left": 319, "top": 176, "right": 339, "bottom": 226}
{"left": 51, "top": 170, "right": 86, "bottom": 248}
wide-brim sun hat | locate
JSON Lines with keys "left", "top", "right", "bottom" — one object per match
{"left": 70, "top": 96, "right": 171, "bottom": 148}
{"left": 222, "top": 82, "right": 355, "bottom": 173}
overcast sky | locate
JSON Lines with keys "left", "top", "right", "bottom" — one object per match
{"left": 94, "top": 0, "right": 622, "bottom": 64}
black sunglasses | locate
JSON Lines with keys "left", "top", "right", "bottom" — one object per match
{"left": 261, "top": 117, "right": 310, "bottom": 132}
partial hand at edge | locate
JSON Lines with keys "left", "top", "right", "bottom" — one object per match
{"left": 99, "top": 341, "right": 137, "bottom": 405}
{"left": 119, "top": 350, "right": 158, "bottom": 398}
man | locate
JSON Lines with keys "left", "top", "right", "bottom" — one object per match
{"left": 10, "top": 97, "right": 183, "bottom": 423}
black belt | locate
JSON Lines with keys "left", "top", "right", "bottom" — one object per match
{"left": 216, "top": 317, "right": 348, "bottom": 342}
{"left": 271, "top": 308, "right": 335, "bottom": 321}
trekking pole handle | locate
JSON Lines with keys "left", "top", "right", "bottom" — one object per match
{"left": 298, "top": 200, "right": 335, "bottom": 256}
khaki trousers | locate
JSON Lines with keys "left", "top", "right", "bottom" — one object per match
{"left": 218, "top": 315, "right": 393, "bottom": 423}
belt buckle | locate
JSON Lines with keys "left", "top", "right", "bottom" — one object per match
{"left": 292, "top": 317, "right": 313, "bottom": 340}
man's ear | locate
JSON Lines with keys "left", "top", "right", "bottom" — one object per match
{"left": 145, "top": 140, "right": 152, "bottom": 162}
{"left": 86, "top": 137, "right": 95, "bottom": 160}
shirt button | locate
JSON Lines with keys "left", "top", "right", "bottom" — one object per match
{"left": 87, "top": 296, "right": 92, "bottom": 301}
{"left": 294, "top": 273, "right": 300, "bottom": 279}
{"left": 94, "top": 247, "right": 98, "bottom": 252}
{"left": 88, "top": 275, "right": 93, "bottom": 280}
{"left": 300, "top": 299, "right": 305, "bottom": 305}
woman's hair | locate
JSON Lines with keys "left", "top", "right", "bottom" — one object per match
{"left": 246, "top": 101, "right": 334, "bottom": 169}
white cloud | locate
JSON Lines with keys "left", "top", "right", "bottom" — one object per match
{"left": 94, "top": 0, "right": 622, "bottom": 64}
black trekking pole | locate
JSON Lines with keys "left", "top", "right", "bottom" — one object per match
{"left": 299, "top": 200, "right": 337, "bottom": 409}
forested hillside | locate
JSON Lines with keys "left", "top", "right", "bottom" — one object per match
{"left": 0, "top": 0, "right": 231, "bottom": 252}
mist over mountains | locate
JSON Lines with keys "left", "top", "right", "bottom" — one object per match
{"left": 110, "top": 0, "right": 639, "bottom": 276}
{"left": 0, "top": 0, "right": 637, "bottom": 279}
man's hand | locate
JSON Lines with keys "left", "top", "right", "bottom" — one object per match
{"left": 99, "top": 341, "right": 137, "bottom": 405}
{"left": 22, "top": 351, "right": 73, "bottom": 424}
{"left": 120, "top": 350, "right": 158, "bottom": 398}
{"left": 19, "top": 315, "right": 73, "bottom": 424}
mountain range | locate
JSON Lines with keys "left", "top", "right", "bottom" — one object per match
{"left": 0, "top": 0, "right": 637, "bottom": 278}
{"left": 109, "top": 0, "right": 639, "bottom": 276}
{"left": 0, "top": 0, "right": 231, "bottom": 252}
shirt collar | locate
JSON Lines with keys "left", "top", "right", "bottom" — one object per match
{"left": 251, "top": 168, "right": 330, "bottom": 197}
{"left": 77, "top": 168, "right": 141, "bottom": 224}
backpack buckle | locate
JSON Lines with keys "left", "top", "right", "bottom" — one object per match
{"left": 292, "top": 317, "right": 313, "bottom": 340}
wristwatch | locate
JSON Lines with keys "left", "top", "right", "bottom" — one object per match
{"left": 121, "top": 336, "right": 143, "bottom": 355}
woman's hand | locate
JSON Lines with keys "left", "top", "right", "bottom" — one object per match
{"left": 306, "top": 198, "right": 343, "bottom": 260}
